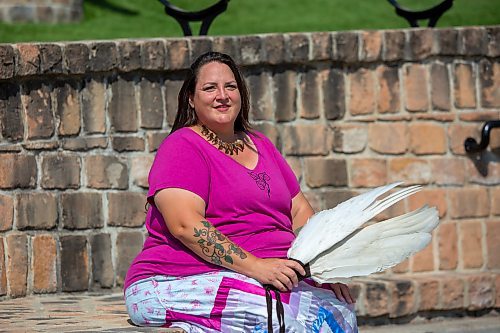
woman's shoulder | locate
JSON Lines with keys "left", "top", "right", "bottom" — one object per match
{"left": 158, "top": 127, "right": 198, "bottom": 149}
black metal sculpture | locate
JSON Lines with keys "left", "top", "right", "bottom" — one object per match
{"left": 387, "top": 0, "right": 454, "bottom": 27}
{"left": 464, "top": 120, "right": 500, "bottom": 153}
{"left": 157, "top": 0, "right": 230, "bottom": 36}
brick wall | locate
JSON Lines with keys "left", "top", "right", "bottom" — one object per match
{"left": 0, "top": 26, "right": 499, "bottom": 318}
{"left": 0, "top": 0, "right": 83, "bottom": 23}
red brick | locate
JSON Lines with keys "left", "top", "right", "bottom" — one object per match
{"left": 323, "top": 189, "right": 359, "bottom": 209}
{"left": 16, "top": 192, "right": 57, "bottom": 230}
{"left": 448, "top": 124, "right": 479, "bottom": 155}
{"left": 0, "top": 194, "right": 13, "bottom": 231}
{"left": 55, "top": 81, "right": 81, "bottom": 136}
{"left": 299, "top": 70, "right": 320, "bottom": 119}
{"left": 85, "top": 155, "right": 128, "bottom": 189}
{"left": 440, "top": 276, "right": 464, "bottom": 309}
{"left": 0, "top": 238, "right": 7, "bottom": 295}
{"left": 364, "top": 281, "right": 389, "bottom": 316}
{"left": 147, "top": 131, "right": 168, "bottom": 152}
{"left": 403, "top": 64, "right": 429, "bottom": 112}
{"left": 460, "top": 221, "right": 484, "bottom": 269}
{"left": 449, "top": 188, "right": 490, "bottom": 219}
{"left": 273, "top": 70, "right": 297, "bottom": 122}
{"left": 0, "top": 153, "right": 37, "bottom": 189}
{"left": 388, "top": 158, "right": 432, "bottom": 185}
{"left": 408, "top": 188, "right": 447, "bottom": 218}
{"left": 286, "top": 33, "right": 310, "bottom": 63}
{"left": 303, "top": 191, "right": 322, "bottom": 213}
{"left": 0, "top": 83, "right": 24, "bottom": 142}
{"left": 62, "top": 137, "right": 107, "bottom": 151}
{"left": 408, "top": 29, "right": 434, "bottom": 60}
{"left": 334, "top": 31, "right": 359, "bottom": 63}
{"left": 118, "top": 40, "right": 141, "bottom": 72}
{"left": 467, "top": 274, "right": 495, "bottom": 310}
{"left": 141, "top": 40, "right": 165, "bottom": 70}
{"left": 383, "top": 30, "right": 405, "bottom": 61}
{"left": 22, "top": 82, "right": 54, "bottom": 139}
{"left": 262, "top": 34, "right": 285, "bottom": 65}
{"left": 496, "top": 275, "right": 500, "bottom": 307}
{"left": 0, "top": 45, "right": 15, "bottom": 79}
{"left": 238, "top": 36, "right": 263, "bottom": 66}
{"left": 285, "top": 157, "right": 302, "bottom": 182}
{"left": 32, "top": 234, "right": 57, "bottom": 293}
{"left": 409, "top": 122, "right": 447, "bottom": 155}
{"left": 391, "top": 259, "right": 409, "bottom": 274}
{"left": 16, "top": 44, "right": 40, "bottom": 76}
{"left": 109, "top": 77, "right": 138, "bottom": 132}
{"left": 465, "top": 158, "right": 500, "bottom": 186}
{"left": 212, "top": 36, "right": 240, "bottom": 64}
{"left": 368, "top": 122, "right": 407, "bottom": 155}
{"left": 108, "top": 192, "right": 146, "bottom": 227}
{"left": 61, "top": 192, "right": 103, "bottom": 229}
{"left": 111, "top": 136, "right": 145, "bottom": 152}
{"left": 41, "top": 153, "right": 80, "bottom": 189}
{"left": 480, "top": 60, "right": 500, "bottom": 108}
{"left": 140, "top": 77, "right": 164, "bottom": 129}
{"left": 248, "top": 73, "right": 273, "bottom": 121}
{"left": 350, "top": 158, "right": 387, "bottom": 188}
{"left": 376, "top": 65, "right": 400, "bottom": 114}
{"left": 61, "top": 235, "right": 89, "bottom": 292}
{"left": 411, "top": 241, "right": 434, "bottom": 272}
{"left": 332, "top": 124, "right": 367, "bottom": 153}
{"left": 430, "top": 62, "right": 451, "bottom": 111}
{"left": 323, "top": 69, "right": 346, "bottom": 120}
{"left": 165, "top": 39, "right": 190, "bottom": 70}
{"left": 22, "top": 140, "right": 59, "bottom": 150}
{"left": 311, "top": 32, "right": 332, "bottom": 61}
{"left": 130, "top": 155, "right": 154, "bottom": 189}
{"left": 89, "top": 42, "right": 118, "bottom": 72}
{"left": 116, "top": 231, "right": 144, "bottom": 286}
{"left": 81, "top": 79, "right": 106, "bottom": 134}
{"left": 438, "top": 223, "right": 458, "bottom": 270}
{"left": 6, "top": 234, "right": 28, "bottom": 297}
{"left": 90, "top": 233, "right": 114, "bottom": 288}
{"left": 253, "top": 123, "right": 279, "bottom": 147}
{"left": 416, "top": 277, "right": 439, "bottom": 311}
{"left": 304, "top": 158, "right": 347, "bottom": 188}
{"left": 431, "top": 158, "right": 466, "bottom": 186}
{"left": 165, "top": 79, "right": 184, "bottom": 126}
{"left": 458, "top": 110, "right": 500, "bottom": 122}
{"left": 389, "top": 279, "right": 416, "bottom": 318}
{"left": 349, "top": 68, "right": 375, "bottom": 116}
{"left": 453, "top": 63, "right": 476, "bottom": 108}
{"left": 492, "top": 187, "right": 500, "bottom": 216}
{"left": 486, "top": 222, "right": 500, "bottom": 269}
{"left": 282, "top": 124, "right": 329, "bottom": 156}
{"left": 360, "top": 31, "right": 382, "bottom": 62}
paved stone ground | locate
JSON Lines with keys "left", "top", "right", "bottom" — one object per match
{"left": 1, "top": 292, "right": 499, "bottom": 332}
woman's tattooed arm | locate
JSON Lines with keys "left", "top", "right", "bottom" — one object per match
{"left": 193, "top": 220, "right": 247, "bottom": 265}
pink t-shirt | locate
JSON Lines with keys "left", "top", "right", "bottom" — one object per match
{"left": 124, "top": 127, "right": 300, "bottom": 289}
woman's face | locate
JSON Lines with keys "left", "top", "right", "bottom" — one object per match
{"left": 189, "top": 61, "right": 241, "bottom": 130}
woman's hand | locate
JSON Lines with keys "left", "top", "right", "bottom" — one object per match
{"left": 317, "top": 282, "right": 355, "bottom": 304}
{"left": 249, "top": 258, "right": 306, "bottom": 292}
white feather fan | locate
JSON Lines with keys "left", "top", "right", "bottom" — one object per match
{"left": 287, "top": 182, "right": 439, "bottom": 283}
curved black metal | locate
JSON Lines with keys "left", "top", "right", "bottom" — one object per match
{"left": 387, "top": 0, "right": 454, "bottom": 27}
{"left": 157, "top": 0, "right": 230, "bottom": 36}
{"left": 464, "top": 120, "right": 500, "bottom": 153}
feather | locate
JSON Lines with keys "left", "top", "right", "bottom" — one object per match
{"left": 288, "top": 182, "right": 422, "bottom": 264}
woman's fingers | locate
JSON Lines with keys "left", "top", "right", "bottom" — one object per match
{"left": 330, "top": 283, "right": 345, "bottom": 302}
{"left": 330, "top": 283, "right": 355, "bottom": 304}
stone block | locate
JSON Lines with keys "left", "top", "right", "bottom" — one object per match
{"left": 16, "top": 192, "right": 57, "bottom": 230}
{"left": 247, "top": 72, "right": 273, "bottom": 121}
{"left": 0, "top": 154, "right": 37, "bottom": 189}
{"left": 383, "top": 30, "right": 405, "bottom": 61}
{"left": 334, "top": 31, "right": 358, "bottom": 63}
{"left": 411, "top": 241, "right": 434, "bottom": 272}
{"left": 453, "top": 63, "right": 476, "bottom": 109}
{"left": 32, "top": 234, "right": 57, "bottom": 293}
{"left": 238, "top": 35, "right": 263, "bottom": 66}
{"left": 304, "top": 158, "right": 347, "bottom": 188}
{"left": 460, "top": 221, "right": 484, "bottom": 269}
{"left": 408, "top": 29, "right": 434, "bottom": 60}
{"left": 389, "top": 279, "right": 415, "bottom": 318}
{"left": 0, "top": 45, "right": 15, "bottom": 79}
{"left": 273, "top": 70, "right": 297, "bottom": 122}
{"left": 282, "top": 124, "right": 329, "bottom": 156}
{"left": 0, "top": 194, "right": 13, "bottom": 231}
{"left": 0, "top": 239, "right": 6, "bottom": 296}
{"left": 140, "top": 77, "right": 164, "bottom": 129}
{"left": 311, "top": 32, "right": 332, "bottom": 61}
{"left": 90, "top": 233, "right": 114, "bottom": 288}
{"left": 54, "top": 81, "right": 81, "bottom": 136}
{"left": 0, "top": 83, "right": 24, "bottom": 142}
{"left": 350, "top": 158, "right": 387, "bottom": 188}
{"left": 303, "top": 191, "right": 322, "bottom": 215}
{"left": 63, "top": 43, "right": 89, "bottom": 74}
{"left": 109, "top": 77, "right": 138, "bottom": 132}
{"left": 6, "top": 234, "right": 28, "bottom": 297}
{"left": 416, "top": 277, "right": 439, "bottom": 311}
{"left": 323, "top": 189, "right": 358, "bottom": 209}
{"left": 360, "top": 30, "right": 382, "bottom": 62}
{"left": 449, "top": 188, "right": 489, "bottom": 219}
{"left": 364, "top": 281, "right": 389, "bottom": 317}
{"left": 147, "top": 131, "right": 168, "bottom": 152}
{"left": 486, "top": 26, "right": 500, "bottom": 57}
{"left": 440, "top": 275, "right": 464, "bottom": 310}
{"left": 253, "top": 122, "right": 279, "bottom": 147}
{"left": 22, "top": 81, "right": 54, "bottom": 139}
{"left": 286, "top": 33, "right": 310, "bottom": 63}
{"left": 85, "top": 155, "right": 128, "bottom": 189}
{"left": 111, "top": 136, "right": 145, "bottom": 152}
{"left": 376, "top": 65, "right": 400, "bottom": 113}
{"left": 61, "top": 192, "right": 103, "bottom": 229}
{"left": 430, "top": 62, "right": 451, "bottom": 111}
{"left": 39, "top": 43, "right": 63, "bottom": 73}
{"left": 388, "top": 158, "right": 432, "bottom": 185}
{"left": 212, "top": 36, "right": 240, "bottom": 63}
{"left": 164, "top": 79, "right": 183, "bottom": 126}
{"left": 467, "top": 274, "right": 495, "bottom": 310}
{"left": 486, "top": 222, "right": 500, "bottom": 269}
{"left": 190, "top": 37, "right": 213, "bottom": 62}
{"left": 41, "top": 154, "right": 80, "bottom": 189}
{"left": 298, "top": 70, "right": 320, "bottom": 119}
{"left": 332, "top": 124, "right": 367, "bottom": 154}
{"left": 460, "top": 27, "right": 488, "bottom": 56}
{"left": 479, "top": 60, "right": 500, "bottom": 108}
{"left": 323, "top": 68, "right": 345, "bottom": 120}
{"left": 116, "top": 231, "right": 144, "bottom": 286}
{"left": 118, "top": 40, "right": 141, "bottom": 72}
{"left": 368, "top": 122, "right": 407, "bottom": 155}
{"left": 81, "top": 79, "right": 106, "bottom": 134}
{"left": 435, "top": 28, "right": 458, "bottom": 55}
{"left": 130, "top": 155, "right": 154, "bottom": 189}
{"left": 349, "top": 68, "right": 375, "bottom": 116}
{"left": 89, "top": 42, "right": 118, "bottom": 72}
{"left": 141, "top": 40, "right": 166, "bottom": 70}
{"left": 62, "top": 137, "right": 108, "bottom": 151}
{"left": 16, "top": 44, "right": 40, "bottom": 76}
{"left": 409, "top": 122, "right": 447, "bottom": 155}
{"left": 61, "top": 235, "right": 88, "bottom": 292}
{"left": 108, "top": 192, "right": 146, "bottom": 227}
{"left": 165, "top": 39, "right": 190, "bottom": 70}
{"left": 403, "top": 64, "right": 429, "bottom": 112}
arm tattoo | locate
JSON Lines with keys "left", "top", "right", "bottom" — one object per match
{"left": 193, "top": 220, "right": 247, "bottom": 265}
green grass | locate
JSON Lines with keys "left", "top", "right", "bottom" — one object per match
{"left": 1, "top": 0, "right": 499, "bottom": 43}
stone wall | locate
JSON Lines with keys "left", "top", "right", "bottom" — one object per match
{"left": 0, "top": 0, "right": 83, "bottom": 23}
{"left": 0, "top": 26, "right": 499, "bottom": 318}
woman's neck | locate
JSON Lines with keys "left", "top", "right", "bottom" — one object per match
{"left": 199, "top": 123, "right": 238, "bottom": 142}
